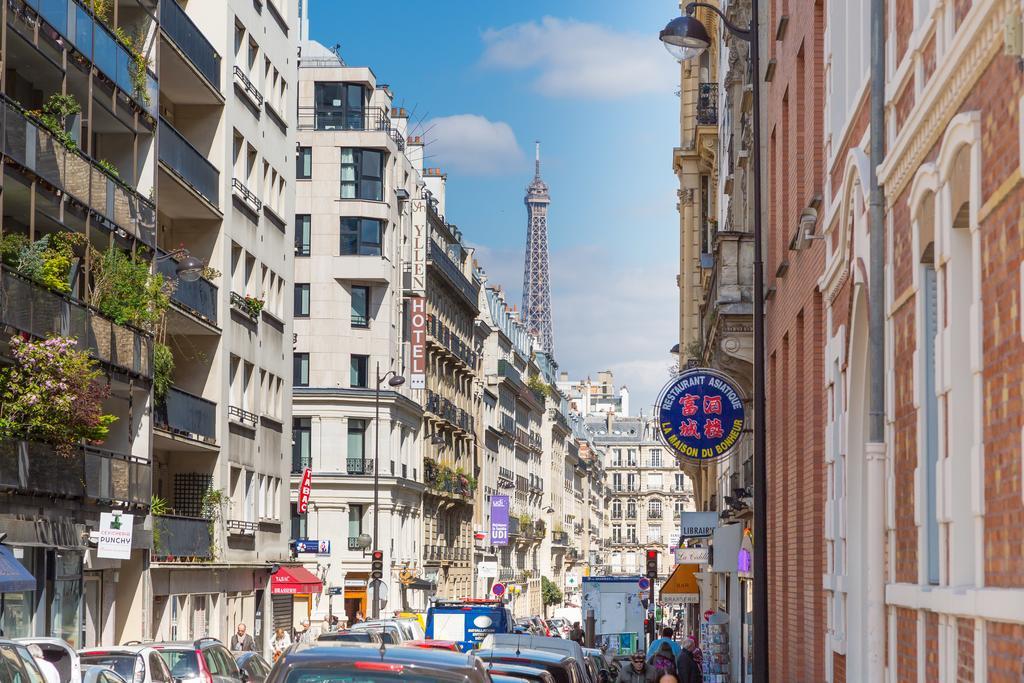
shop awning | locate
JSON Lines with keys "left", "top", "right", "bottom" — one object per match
{"left": 0, "top": 545, "right": 36, "bottom": 593}
{"left": 271, "top": 566, "right": 322, "bottom": 595}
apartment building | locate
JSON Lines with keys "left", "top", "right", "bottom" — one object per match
{"left": 557, "top": 369, "right": 629, "bottom": 417}
{"left": 150, "top": 0, "right": 298, "bottom": 645}
{"left": 0, "top": 0, "right": 296, "bottom": 647}
{"left": 290, "top": 38, "right": 427, "bottom": 624}
{"left": 585, "top": 415, "right": 694, "bottom": 578}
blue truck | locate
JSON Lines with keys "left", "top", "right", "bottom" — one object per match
{"left": 425, "top": 599, "right": 515, "bottom": 652}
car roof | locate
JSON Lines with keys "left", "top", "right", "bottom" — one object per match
{"left": 282, "top": 643, "right": 480, "bottom": 668}
{"left": 80, "top": 646, "right": 152, "bottom": 655}
{"left": 476, "top": 648, "right": 575, "bottom": 664}
{"left": 482, "top": 635, "right": 586, "bottom": 659}
{"left": 147, "top": 640, "right": 223, "bottom": 650}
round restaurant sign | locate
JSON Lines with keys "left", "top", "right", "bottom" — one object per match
{"left": 656, "top": 368, "right": 746, "bottom": 463}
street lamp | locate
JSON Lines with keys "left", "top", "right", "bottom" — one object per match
{"left": 661, "top": 4, "right": 768, "bottom": 682}
{"left": 156, "top": 247, "right": 205, "bottom": 282}
{"left": 371, "top": 362, "right": 404, "bottom": 619}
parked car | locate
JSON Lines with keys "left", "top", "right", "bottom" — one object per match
{"left": 81, "top": 667, "right": 129, "bottom": 683}
{"left": 151, "top": 638, "right": 241, "bottom": 683}
{"left": 347, "top": 621, "right": 404, "bottom": 644}
{"left": 547, "top": 618, "right": 571, "bottom": 639}
{"left": 79, "top": 645, "right": 175, "bottom": 683}
{"left": 482, "top": 634, "right": 591, "bottom": 683}
{"left": 582, "top": 647, "right": 615, "bottom": 683}
{"left": 16, "top": 638, "right": 82, "bottom": 683}
{"left": 0, "top": 639, "right": 48, "bottom": 683}
{"left": 400, "top": 639, "right": 461, "bottom": 652}
{"left": 478, "top": 661, "right": 557, "bottom": 683}
{"left": 475, "top": 648, "right": 584, "bottom": 683}
{"left": 392, "top": 617, "right": 426, "bottom": 641}
{"left": 315, "top": 630, "right": 383, "bottom": 645}
{"left": 233, "top": 652, "right": 272, "bottom": 683}
{"left": 266, "top": 642, "right": 491, "bottom": 682}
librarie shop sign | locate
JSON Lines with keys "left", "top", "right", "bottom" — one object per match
{"left": 656, "top": 368, "right": 746, "bottom": 463}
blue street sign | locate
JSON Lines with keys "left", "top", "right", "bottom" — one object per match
{"left": 656, "top": 368, "right": 747, "bottom": 463}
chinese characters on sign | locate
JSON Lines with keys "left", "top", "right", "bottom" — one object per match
{"left": 297, "top": 468, "right": 312, "bottom": 514}
{"left": 656, "top": 368, "right": 746, "bottom": 463}
{"left": 490, "top": 495, "right": 509, "bottom": 546}
{"left": 409, "top": 297, "right": 426, "bottom": 390}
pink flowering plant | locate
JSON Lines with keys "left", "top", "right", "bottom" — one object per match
{"left": 0, "top": 335, "right": 117, "bottom": 453}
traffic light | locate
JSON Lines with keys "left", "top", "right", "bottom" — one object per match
{"left": 371, "top": 550, "right": 384, "bottom": 579}
{"left": 646, "top": 549, "right": 659, "bottom": 579}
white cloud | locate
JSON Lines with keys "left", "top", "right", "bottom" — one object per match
{"left": 472, "top": 243, "right": 678, "bottom": 413}
{"left": 422, "top": 114, "right": 524, "bottom": 175}
{"left": 480, "top": 17, "right": 677, "bottom": 99}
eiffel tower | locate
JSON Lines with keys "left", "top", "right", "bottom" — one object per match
{"left": 522, "top": 141, "right": 554, "bottom": 354}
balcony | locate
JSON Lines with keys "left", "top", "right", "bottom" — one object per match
{"left": 648, "top": 511, "right": 663, "bottom": 520}
{"left": 229, "top": 292, "right": 260, "bottom": 323}
{"left": 697, "top": 82, "right": 718, "bottom": 126}
{"left": 159, "top": 0, "right": 222, "bottom": 100}
{"left": 153, "top": 514, "right": 213, "bottom": 561}
{"left": 0, "top": 97, "right": 156, "bottom": 247}
{"left": 552, "top": 531, "right": 569, "bottom": 546}
{"left": 156, "top": 251, "right": 219, "bottom": 328}
{"left": 158, "top": 117, "right": 220, "bottom": 211}
{"left": 233, "top": 66, "right": 263, "bottom": 109}
{"left": 0, "top": 267, "right": 153, "bottom": 379}
{"left": 231, "top": 177, "right": 262, "bottom": 215}
{"left": 425, "top": 390, "right": 473, "bottom": 433}
{"left": 226, "top": 519, "right": 258, "bottom": 536}
{"left": 347, "top": 537, "right": 364, "bottom": 551}
{"left": 297, "top": 106, "right": 392, "bottom": 132}
{"left": 496, "top": 359, "right": 526, "bottom": 390}
{"left": 425, "top": 314, "right": 478, "bottom": 370}
{"left": 508, "top": 517, "right": 521, "bottom": 537}
{"left": 228, "top": 405, "right": 258, "bottom": 427}
{"left": 0, "top": 439, "right": 150, "bottom": 507}
{"left": 427, "top": 240, "right": 480, "bottom": 311}
{"left": 30, "top": 0, "right": 157, "bottom": 114}
{"left": 154, "top": 387, "right": 217, "bottom": 445}
{"left": 499, "top": 414, "right": 516, "bottom": 436}
{"left": 346, "top": 458, "right": 374, "bottom": 475}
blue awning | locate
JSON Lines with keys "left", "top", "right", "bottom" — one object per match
{"left": 0, "top": 545, "right": 35, "bottom": 593}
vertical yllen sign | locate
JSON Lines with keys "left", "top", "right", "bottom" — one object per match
{"left": 409, "top": 296, "right": 426, "bottom": 389}
{"left": 490, "top": 495, "right": 509, "bottom": 546}
{"left": 297, "top": 468, "right": 312, "bottom": 514}
{"left": 409, "top": 199, "right": 427, "bottom": 295}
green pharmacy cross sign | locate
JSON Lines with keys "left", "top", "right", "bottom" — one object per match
{"left": 656, "top": 368, "right": 746, "bottom": 463}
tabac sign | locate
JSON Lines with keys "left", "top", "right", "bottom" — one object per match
{"left": 657, "top": 368, "right": 746, "bottom": 463}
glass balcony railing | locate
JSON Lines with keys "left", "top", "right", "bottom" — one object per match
{"left": 153, "top": 514, "right": 213, "bottom": 560}
{"left": 159, "top": 117, "right": 220, "bottom": 206}
{"left": 154, "top": 386, "right": 217, "bottom": 443}
{"left": 0, "top": 267, "right": 153, "bottom": 378}
{"left": 0, "top": 97, "right": 157, "bottom": 247}
{"left": 156, "top": 250, "right": 218, "bottom": 324}
{"left": 28, "top": 0, "right": 158, "bottom": 115}
{"left": 160, "top": 0, "right": 222, "bottom": 89}
{"left": 0, "top": 439, "right": 151, "bottom": 506}
{"left": 428, "top": 240, "right": 479, "bottom": 308}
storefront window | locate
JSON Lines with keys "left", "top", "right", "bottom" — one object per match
{"left": 0, "top": 547, "right": 37, "bottom": 638}
{"left": 51, "top": 552, "right": 82, "bottom": 648}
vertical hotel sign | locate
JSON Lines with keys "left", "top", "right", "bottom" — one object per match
{"left": 409, "top": 199, "right": 427, "bottom": 295}
{"left": 409, "top": 297, "right": 426, "bottom": 389}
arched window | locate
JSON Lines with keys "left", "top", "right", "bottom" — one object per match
{"left": 648, "top": 498, "right": 662, "bottom": 520}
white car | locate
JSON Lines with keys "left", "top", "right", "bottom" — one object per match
{"left": 16, "top": 638, "right": 83, "bottom": 683}
{"left": 78, "top": 645, "right": 175, "bottom": 683}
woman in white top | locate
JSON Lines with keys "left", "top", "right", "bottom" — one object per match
{"left": 271, "top": 627, "right": 292, "bottom": 662}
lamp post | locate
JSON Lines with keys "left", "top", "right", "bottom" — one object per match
{"left": 661, "top": 4, "right": 767, "bottom": 682}
{"left": 372, "top": 362, "right": 405, "bottom": 619}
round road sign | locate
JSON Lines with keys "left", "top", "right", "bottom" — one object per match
{"left": 638, "top": 577, "right": 651, "bottom": 591}
{"left": 492, "top": 582, "right": 506, "bottom": 597}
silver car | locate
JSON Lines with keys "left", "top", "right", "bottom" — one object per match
{"left": 151, "top": 639, "right": 241, "bottom": 683}
{"left": 82, "top": 666, "right": 129, "bottom": 683}
{"left": 78, "top": 645, "right": 175, "bottom": 683}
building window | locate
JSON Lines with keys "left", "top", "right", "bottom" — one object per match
{"left": 648, "top": 525, "right": 662, "bottom": 543}
{"left": 292, "top": 418, "right": 311, "bottom": 472}
{"left": 649, "top": 499, "right": 662, "bottom": 519}
{"left": 348, "top": 418, "right": 367, "bottom": 460}
{"left": 612, "top": 473, "right": 622, "bottom": 492}
{"left": 674, "top": 501, "right": 688, "bottom": 517}
{"left": 674, "top": 473, "right": 686, "bottom": 491}
{"left": 612, "top": 449, "right": 623, "bottom": 467}
{"left": 296, "top": 147, "right": 311, "bottom": 179}
{"left": 295, "top": 215, "right": 311, "bottom": 256}
{"left": 626, "top": 525, "right": 637, "bottom": 544}
{"left": 348, "top": 504, "right": 364, "bottom": 541}
{"left": 649, "top": 448, "right": 662, "bottom": 467}
{"left": 627, "top": 473, "right": 638, "bottom": 492}
{"left": 611, "top": 500, "right": 622, "bottom": 519}
{"left": 294, "top": 283, "right": 310, "bottom": 317}
{"left": 314, "top": 82, "right": 366, "bottom": 130}
{"left": 340, "top": 148, "right": 383, "bottom": 200}
{"left": 293, "top": 353, "right": 309, "bottom": 387}
{"left": 350, "top": 354, "right": 369, "bottom": 388}
{"left": 351, "top": 285, "right": 370, "bottom": 328}
{"left": 626, "top": 499, "right": 637, "bottom": 519}
{"left": 648, "top": 473, "right": 662, "bottom": 491}
{"left": 291, "top": 503, "right": 307, "bottom": 541}
{"left": 611, "top": 525, "right": 622, "bottom": 543}
{"left": 340, "top": 217, "right": 384, "bottom": 256}
{"left": 627, "top": 449, "right": 637, "bottom": 467}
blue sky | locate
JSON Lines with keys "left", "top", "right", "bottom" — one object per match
{"left": 309, "top": 1, "right": 682, "bottom": 412}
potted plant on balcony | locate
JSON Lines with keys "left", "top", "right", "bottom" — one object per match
{"left": 0, "top": 335, "right": 117, "bottom": 454}
{"left": 26, "top": 93, "right": 81, "bottom": 151}
{"left": 87, "top": 245, "right": 170, "bottom": 332}
{"left": 242, "top": 295, "right": 265, "bottom": 319}
{"left": 1, "top": 231, "right": 85, "bottom": 294}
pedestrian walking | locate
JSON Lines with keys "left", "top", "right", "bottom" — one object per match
{"left": 230, "top": 623, "right": 255, "bottom": 652}
{"left": 568, "top": 621, "right": 585, "bottom": 644}
{"left": 648, "top": 641, "right": 677, "bottom": 679}
{"left": 616, "top": 652, "right": 656, "bottom": 682}
{"left": 271, "top": 627, "right": 291, "bottom": 662}
{"left": 674, "top": 637, "right": 702, "bottom": 683}
{"left": 646, "top": 626, "right": 682, "bottom": 659}
{"left": 26, "top": 644, "right": 59, "bottom": 683}
{"left": 294, "top": 618, "right": 316, "bottom": 644}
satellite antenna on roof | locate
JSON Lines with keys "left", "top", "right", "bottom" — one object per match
{"left": 330, "top": 43, "right": 342, "bottom": 59}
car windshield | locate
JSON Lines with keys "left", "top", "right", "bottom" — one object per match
{"left": 156, "top": 650, "right": 200, "bottom": 679}
{"left": 80, "top": 655, "right": 139, "bottom": 680}
{"left": 484, "top": 657, "right": 570, "bottom": 683}
{"left": 318, "top": 633, "right": 374, "bottom": 642}
{"left": 284, "top": 664, "right": 469, "bottom": 682}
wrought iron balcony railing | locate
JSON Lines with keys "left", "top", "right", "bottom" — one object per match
{"left": 697, "top": 82, "right": 719, "bottom": 126}
{"left": 346, "top": 458, "right": 374, "bottom": 475}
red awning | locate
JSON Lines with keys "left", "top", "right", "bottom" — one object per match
{"left": 271, "top": 566, "right": 323, "bottom": 595}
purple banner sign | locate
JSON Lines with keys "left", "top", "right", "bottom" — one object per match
{"left": 490, "top": 495, "right": 509, "bottom": 546}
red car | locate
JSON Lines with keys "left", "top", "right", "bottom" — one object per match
{"left": 401, "top": 639, "right": 461, "bottom": 652}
